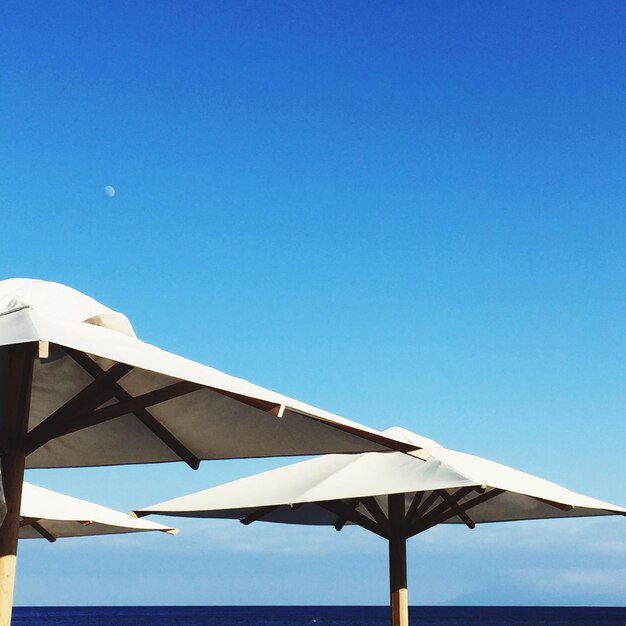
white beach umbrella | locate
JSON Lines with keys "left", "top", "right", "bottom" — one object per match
{"left": 19, "top": 482, "right": 176, "bottom": 541}
{"left": 0, "top": 278, "right": 416, "bottom": 623}
{"left": 135, "top": 427, "right": 626, "bottom": 626}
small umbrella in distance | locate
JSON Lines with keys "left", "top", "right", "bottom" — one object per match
{"left": 135, "top": 427, "right": 626, "bottom": 626}
{"left": 19, "top": 482, "right": 177, "bottom": 541}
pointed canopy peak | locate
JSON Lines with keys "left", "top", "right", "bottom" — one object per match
{"left": 0, "top": 278, "right": 136, "bottom": 338}
{"left": 383, "top": 426, "right": 442, "bottom": 449}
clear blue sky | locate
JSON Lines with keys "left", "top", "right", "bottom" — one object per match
{"left": 2, "top": 0, "right": 625, "bottom": 606}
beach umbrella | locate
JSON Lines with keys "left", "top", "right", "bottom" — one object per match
{"left": 19, "top": 482, "right": 177, "bottom": 541}
{"left": 135, "top": 427, "right": 626, "bottom": 626}
{"left": 0, "top": 279, "right": 416, "bottom": 623}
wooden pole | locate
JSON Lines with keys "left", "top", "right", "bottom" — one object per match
{"left": 388, "top": 494, "right": 408, "bottom": 626}
{"left": 0, "top": 343, "right": 35, "bottom": 626}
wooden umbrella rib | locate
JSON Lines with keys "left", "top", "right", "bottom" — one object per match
{"left": 406, "top": 487, "right": 475, "bottom": 537}
{"left": 404, "top": 490, "right": 441, "bottom": 530}
{"left": 438, "top": 490, "right": 476, "bottom": 529}
{"left": 76, "top": 381, "right": 204, "bottom": 424}
{"left": 27, "top": 378, "right": 203, "bottom": 458}
{"left": 29, "top": 521, "right": 56, "bottom": 543}
{"left": 282, "top": 407, "right": 419, "bottom": 454}
{"left": 361, "top": 497, "right": 391, "bottom": 535}
{"left": 23, "top": 361, "right": 133, "bottom": 455}
{"left": 334, "top": 499, "right": 360, "bottom": 531}
{"left": 65, "top": 349, "right": 201, "bottom": 469}
{"left": 430, "top": 488, "right": 505, "bottom": 530}
{"left": 317, "top": 500, "right": 389, "bottom": 539}
{"left": 408, "top": 488, "right": 504, "bottom": 537}
{"left": 129, "top": 408, "right": 201, "bottom": 470}
{"left": 404, "top": 491, "right": 424, "bottom": 522}
{"left": 240, "top": 505, "right": 281, "bottom": 525}
{"left": 203, "top": 386, "right": 282, "bottom": 416}
{"left": 68, "top": 348, "right": 285, "bottom": 425}
{"left": 528, "top": 496, "right": 574, "bottom": 512}
{"left": 18, "top": 517, "right": 40, "bottom": 528}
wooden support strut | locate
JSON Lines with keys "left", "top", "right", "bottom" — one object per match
{"left": 275, "top": 406, "right": 419, "bottom": 455}
{"left": 0, "top": 342, "right": 36, "bottom": 626}
{"left": 333, "top": 499, "right": 359, "bottom": 531}
{"left": 23, "top": 360, "right": 134, "bottom": 455}
{"left": 407, "top": 488, "right": 504, "bottom": 538}
{"left": 403, "top": 491, "right": 424, "bottom": 532}
{"left": 24, "top": 369, "right": 204, "bottom": 459}
{"left": 240, "top": 505, "right": 281, "bottom": 525}
{"left": 361, "top": 497, "right": 392, "bottom": 536}
{"left": 407, "top": 487, "right": 477, "bottom": 537}
{"left": 64, "top": 349, "right": 201, "bottom": 469}
{"left": 18, "top": 517, "right": 57, "bottom": 542}
{"left": 29, "top": 521, "right": 56, "bottom": 543}
{"left": 317, "top": 500, "right": 389, "bottom": 539}
{"left": 404, "top": 490, "right": 441, "bottom": 530}
{"left": 438, "top": 489, "right": 476, "bottom": 529}
{"left": 528, "top": 495, "right": 574, "bottom": 512}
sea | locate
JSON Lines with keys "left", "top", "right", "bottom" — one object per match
{"left": 11, "top": 606, "right": 626, "bottom": 626}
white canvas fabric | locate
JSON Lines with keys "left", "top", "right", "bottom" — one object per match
{"left": 19, "top": 482, "right": 176, "bottom": 539}
{"left": 135, "top": 427, "right": 625, "bottom": 526}
{"left": 0, "top": 279, "right": 415, "bottom": 468}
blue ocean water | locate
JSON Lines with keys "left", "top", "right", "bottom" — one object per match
{"left": 11, "top": 606, "right": 626, "bottom": 626}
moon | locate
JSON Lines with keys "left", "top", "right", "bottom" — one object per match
{"left": 104, "top": 185, "right": 116, "bottom": 197}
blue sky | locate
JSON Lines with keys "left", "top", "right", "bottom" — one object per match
{"left": 2, "top": 0, "right": 626, "bottom": 606}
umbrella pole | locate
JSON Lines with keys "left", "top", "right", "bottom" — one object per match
{"left": 0, "top": 451, "right": 26, "bottom": 625}
{"left": 0, "top": 343, "right": 35, "bottom": 626}
{"left": 388, "top": 494, "right": 408, "bottom": 626}
{"left": 389, "top": 535, "right": 408, "bottom": 626}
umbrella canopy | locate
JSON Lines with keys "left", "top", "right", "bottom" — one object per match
{"left": 0, "top": 279, "right": 415, "bottom": 468}
{"left": 135, "top": 427, "right": 626, "bottom": 626}
{"left": 19, "top": 482, "right": 176, "bottom": 541}
{"left": 0, "top": 278, "right": 416, "bottom": 624}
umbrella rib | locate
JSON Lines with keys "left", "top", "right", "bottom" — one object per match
{"left": 361, "top": 497, "right": 391, "bottom": 535}
{"left": 285, "top": 407, "right": 419, "bottom": 454}
{"left": 65, "top": 349, "right": 201, "bottom": 469}
{"left": 29, "top": 521, "right": 56, "bottom": 543}
{"left": 18, "top": 517, "right": 40, "bottom": 528}
{"left": 26, "top": 380, "right": 204, "bottom": 455}
{"left": 23, "top": 361, "right": 134, "bottom": 455}
{"left": 438, "top": 490, "right": 476, "bottom": 529}
{"left": 333, "top": 499, "right": 360, "bottom": 531}
{"left": 74, "top": 381, "right": 204, "bottom": 424}
{"left": 528, "top": 496, "right": 573, "bottom": 512}
{"left": 202, "top": 386, "right": 282, "bottom": 416}
{"left": 317, "top": 500, "right": 389, "bottom": 539}
{"left": 404, "top": 490, "right": 441, "bottom": 530}
{"left": 408, "top": 488, "right": 504, "bottom": 538}
{"left": 240, "top": 505, "right": 282, "bottom": 525}
{"left": 403, "top": 491, "right": 424, "bottom": 533}
{"left": 406, "top": 487, "right": 475, "bottom": 537}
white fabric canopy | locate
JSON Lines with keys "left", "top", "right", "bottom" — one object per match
{"left": 19, "top": 482, "right": 176, "bottom": 541}
{"left": 136, "top": 426, "right": 626, "bottom": 527}
{"left": 0, "top": 279, "right": 416, "bottom": 469}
